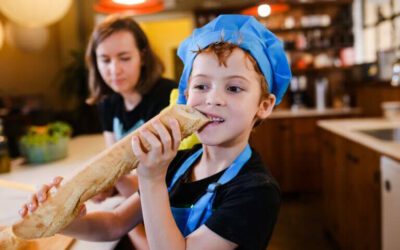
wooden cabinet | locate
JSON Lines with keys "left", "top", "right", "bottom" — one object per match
{"left": 251, "top": 119, "right": 292, "bottom": 191}
{"left": 356, "top": 86, "right": 400, "bottom": 117}
{"left": 321, "top": 130, "right": 345, "bottom": 245}
{"left": 250, "top": 113, "right": 357, "bottom": 193}
{"left": 320, "top": 130, "right": 381, "bottom": 250}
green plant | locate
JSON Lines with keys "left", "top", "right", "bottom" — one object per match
{"left": 20, "top": 121, "right": 72, "bottom": 146}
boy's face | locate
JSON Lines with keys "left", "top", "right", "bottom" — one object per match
{"left": 187, "top": 48, "right": 275, "bottom": 147}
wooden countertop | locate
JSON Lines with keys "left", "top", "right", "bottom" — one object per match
{"left": 318, "top": 118, "right": 400, "bottom": 161}
{"left": 270, "top": 107, "right": 362, "bottom": 119}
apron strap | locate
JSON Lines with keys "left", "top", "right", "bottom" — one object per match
{"left": 168, "top": 148, "right": 203, "bottom": 192}
{"left": 185, "top": 144, "right": 252, "bottom": 234}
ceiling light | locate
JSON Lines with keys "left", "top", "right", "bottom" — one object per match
{"left": 0, "top": 0, "right": 72, "bottom": 28}
{"left": 112, "top": 0, "right": 146, "bottom": 5}
{"left": 94, "top": 0, "right": 164, "bottom": 15}
{"left": 5, "top": 21, "right": 49, "bottom": 52}
{"left": 257, "top": 4, "right": 271, "bottom": 18}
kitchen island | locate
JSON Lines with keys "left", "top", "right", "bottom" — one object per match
{"left": 318, "top": 118, "right": 400, "bottom": 250}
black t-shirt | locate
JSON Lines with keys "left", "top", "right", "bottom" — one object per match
{"left": 166, "top": 144, "right": 281, "bottom": 250}
{"left": 98, "top": 78, "right": 177, "bottom": 133}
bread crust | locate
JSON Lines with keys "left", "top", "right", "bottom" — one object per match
{"left": 12, "top": 105, "right": 208, "bottom": 239}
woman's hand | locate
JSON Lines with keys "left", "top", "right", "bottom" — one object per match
{"left": 132, "top": 118, "right": 181, "bottom": 181}
{"left": 19, "top": 177, "right": 86, "bottom": 218}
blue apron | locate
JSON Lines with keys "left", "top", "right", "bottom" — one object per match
{"left": 168, "top": 144, "right": 252, "bottom": 236}
{"left": 113, "top": 117, "right": 144, "bottom": 141}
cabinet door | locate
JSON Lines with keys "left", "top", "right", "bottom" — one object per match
{"left": 292, "top": 118, "right": 319, "bottom": 192}
{"left": 321, "top": 130, "right": 336, "bottom": 236}
{"left": 344, "top": 140, "right": 381, "bottom": 250}
{"left": 250, "top": 119, "right": 292, "bottom": 191}
{"left": 332, "top": 135, "right": 348, "bottom": 249}
{"left": 321, "top": 130, "right": 345, "bottom": 244}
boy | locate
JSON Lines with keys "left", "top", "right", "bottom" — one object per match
{"left": 21, "top": 14, "right": 291, "bottom": 250}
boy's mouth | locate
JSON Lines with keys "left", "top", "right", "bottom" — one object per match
{"left": 206, "top": 114, "right": 225, "bottom": 124}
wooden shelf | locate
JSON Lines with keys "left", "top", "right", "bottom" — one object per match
{"left": 285, "top": 46, "right": 351, "bottom": 53}
{"left": 270, "top": 24, "right": 352, "bottom": 33}
{"left": 263, "top": 0, "right": 353, "bottom": 7}
{"left": 292, "top": 66, "right": 353, "bottom": 74}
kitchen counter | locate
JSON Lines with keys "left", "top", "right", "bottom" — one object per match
{"left": 318, "top": 118, "right": 400, "bottom": 161}
{"left": 0, "top": 134, "right": 121, "bottom": 250}
{"left": 270, "top": 107, "right": 362, "bottom": 119}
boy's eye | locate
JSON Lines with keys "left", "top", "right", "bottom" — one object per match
{"left": 227, "top": 86, "right": 243, "bottom": 93}
{"left": 120, "top": 57, "right": 131, "bottom": 61}
{"left": 193, "top": 84, "right": 208, "bottom": 90}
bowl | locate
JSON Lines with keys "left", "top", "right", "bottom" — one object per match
{"left": 19, "top": 136, "right": 69, "bottom": 164}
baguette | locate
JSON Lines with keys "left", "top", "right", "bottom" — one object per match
{"left": 12, "top": 105, "right": 209, "bottom": 239}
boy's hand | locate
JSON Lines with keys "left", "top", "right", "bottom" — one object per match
{"left": 132, "top": 118, "right": 181, "bottom": 181}
{"left": 18, "top": 177, "right": 86, "bottom": 218}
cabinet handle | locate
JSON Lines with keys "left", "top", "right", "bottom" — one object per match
{"left": 278, "top": 124, "right": 288, "bottom": 131}
{"left": 324, "top": 142, "right": 335, "bottom": 154}
{"left": 385, "top": 180, "right": 391, "bottom": 192}
{"left": 346, "top": 153, "right": 359, "bottom": 164}
{"left": 329, "top": 144, "right": 335, "bottom": 154}
{"left": 373, "top": 171, "right": 380, "bottom": 185}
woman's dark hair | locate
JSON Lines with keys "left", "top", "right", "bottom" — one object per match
{"left": 86, "top": 14, "right": 164, "bottom": 104}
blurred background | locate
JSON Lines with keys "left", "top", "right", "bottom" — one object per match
{"left": 0, "top": 1, "right": 399, "bottom": 250}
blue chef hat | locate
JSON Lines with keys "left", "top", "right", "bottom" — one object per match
{"left": 177, "top": 14, "right": 292, "bottom": 105}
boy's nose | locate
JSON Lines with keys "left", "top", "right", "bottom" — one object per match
{"left": 206, "top": 89, "right": 226, "bottom": 106}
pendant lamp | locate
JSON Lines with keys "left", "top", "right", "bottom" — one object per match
{"left": 0, "top": 0, "right": 72, "bottom": 28}
{"left": 5, "top": 21, "right": 49, "bottom": 52}
{"left": 94, "top": 0, "right": 164, "bottom": 15}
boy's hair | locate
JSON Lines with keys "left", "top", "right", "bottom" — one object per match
{"left": 195, "top": 42, "right": 270, "bottom": 102}
{"left": 86, "top": 14, "right": 164, "bottom": 105}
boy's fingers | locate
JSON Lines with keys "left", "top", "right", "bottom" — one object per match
{"left": 38, "top": 184, "right": 50, "bottom": 202}
{"left": 141, "top": 130, "right": 162, "bottom": 154}
{"left": 28, "top": 194, "right": 38, "bottom": 212}
{"left": 169, "top": 118, "right": 181, "bottom": 150}
{"left": 53, "top": 176, "right": 63, "bottom": 188}
{"left": 152, "top": 120, "right": 172, "bottom": 152}
{"left": 132, "top": 135, "right": 145, "bottom": 157}
{"left": 19, "top": 205, "right": 27, "bottom": 217}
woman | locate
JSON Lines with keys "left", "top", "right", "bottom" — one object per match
{"left": 85, "top": 13, "right": 176, "bottom": 249}
{"left": 85, "top": 14, "right": 176, "bottom": 197}
{"left": 86, "top": 14, "right": 176, "bottom": 146}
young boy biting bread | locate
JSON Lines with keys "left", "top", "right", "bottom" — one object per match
{"left": 20, "top": 14, "right": 291, "bottom": 250}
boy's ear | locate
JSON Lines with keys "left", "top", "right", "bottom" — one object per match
{"left": 257, "top": 94, "right": 276, "bottom": 119}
